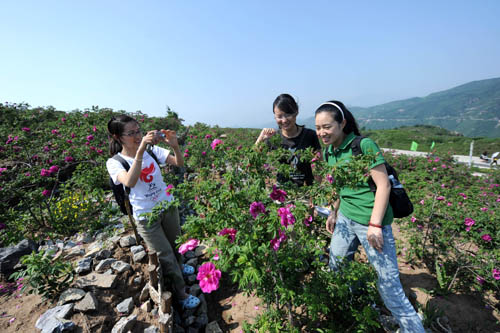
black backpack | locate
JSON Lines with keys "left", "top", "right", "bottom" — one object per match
{"left": 109, "top": 150, "right": 161, "bottom": 215}
{"left": 324, "top": 136, "right": 413, "bottom": 218}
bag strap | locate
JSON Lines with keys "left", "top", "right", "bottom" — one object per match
{"left": 350, "top": 136, "right": 378, "bottom": 192}
{"left": 112, "top": 155, "right": 131, "bottom": 195}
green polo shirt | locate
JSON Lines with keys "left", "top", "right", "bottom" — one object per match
{"left": 325, "top": 132, "right": 393, "bottom": 226}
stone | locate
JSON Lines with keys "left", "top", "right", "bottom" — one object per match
{"left": 185, "top": 315, "right": 196, "bottom": 326}
{"left": 75, "top": 272, "right": 118, "bottom": 289}
{"left": 205, "top": 321, "right": 223, "bottom": 333}
{"left": 63, "top": 240, "right": 77, "bottom": 249}
{"left": 184, "top": 250, "right": 196, "bottom": 259}
{"left": 94, "top": 232, "right": 107, "bottom": 241}
{"left": 141, "top": 300, "right": 152, "bottom": 312}
{"left": 75, "top": 257, "right": 92, "bottom": 274}
{"left": 119, "top": 235, "right": 136, "bottom": 247}
{"left": 95, "top": 258, "right": 117, "bottom": 272}
{"left": 195, "top": 313, "right": 208, "bottom": 327}
{"left": 63, "top": 245, "right": 85, "bottom": 260}
{"left": 35, "top": 303, "right": 74, "bottom": 333}
{"left": 74, "top": 292, "right": 98, "bottom": 312}
{"left": 149, "top": 284, "right": 160, "bottom": 304}
{"left": 0, "top": 238, "right": 38, "bottom": 276}
{"left": 187, "top": 274, "right": 197, "bottom": 284}
{"left": 133, "top": 275, "right": 143, "bottom": 284}
{"left": 85, "top": 241, "right": 104, "bottom": 258}
{"left": 75, "top": 233, "right": 93, "bottom": 244}
{"left": 111, "top": 260, "right": 132, "bottom": 273}
{"left": 139, "top": 285, "right": 150, "bottom": 302}
{"left": 117, "top": 297, "right": 134, "bottom": 314}
{"left": 109, "top": 235, "right": 121, "bottom": 245}
{"left": 58, "top": 288, "right": 85, "bottom": 305}
{"left": 187, "top": 327, "right": 199, "bottom": 333}
{"left": 189, "top": 284, "right": 201, "bottom": 297}
{"left": 38, "top": 244, "right": 59, "bottom": 255}
{"left": 111, "top": 314, "right": 137, "bottom": 333}
{"left": 144, "top": 325, "right": 160, "bottom": 333}
{"left": 96, "top": 249, "right": 113, "bottom": 260}
{"left": 103, "top": 269, "right": 114, "bottom": 275}
{"left": 194, "top": 245, "right": 207, "bottom": 257}
{"left": 151, "top": 307, "right": 159, "bottom": 317}
{"left": 196, "top": 294, "right": 207, "bottom": 316}
{"left": 185, "top": 258, "right": 198, "bottom": 267}
{"left": 130, "top": 245, "right": 144, "bottom": 255}
{"left": 133, "top": 251, "right": 147, "bottom": 263}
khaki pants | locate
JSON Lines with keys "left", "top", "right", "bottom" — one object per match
{"left": 136, "top": 206, "right": 185, "bottom": 295}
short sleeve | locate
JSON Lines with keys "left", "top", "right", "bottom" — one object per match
{"left": 360, "top": 138, "right": 386, "bottom": 169}
{"left": 106, "top": 158, "right": 128, "bottom": 185}
{"left": 151, "top": 146, "right": 170, "bottom": 165}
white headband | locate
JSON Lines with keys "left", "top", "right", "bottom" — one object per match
{"left": 318, "top": 102, "right": 345, "bottom": 121}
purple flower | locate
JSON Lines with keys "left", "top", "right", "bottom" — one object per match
{"left": 51, "top": 129, "right": 59, "bottom": 135}
{"left": 49, "top": 165, "right": 59, "bottom": 174}
{"left": 464, "top": 218, "right": 475, "bottom": 232}
{"left": 210, "top": 139, "right": 223, "bottom": 150}
{"left": 22, "top": 127, "right": 30, "bottom": 132}
{"left": 476, "top": 276, "right": 485, "bottom": 285}
{"left": 202, "top": 151, "right": 206, "bottom": 156}
{"left": 65, "top": 156, "right": 74, "bottom": 163}
{"left": 71, "top": 133, "right": 76, "bottom": 138}
{"left": 205, "top": 134, "right": 212, "bottom": 139}
{"left": 480, "top": 207, "right": 489, "bottom": 212}
{"left": 436, "top": 196, "right": 445, "bottom": 201}
{"left": 458, "top": 193, "right": 467, "bottom": 199}
{"left": 183, "top": 153, "right": 189, "bottom": 158}
{"left": 270, "top": 185, "right": 287, "bottom": 202}
{"left": 40, "top": 168, "right": 51, "bottom": 177}
{"left": 93, "top": 126, "right": 97, "bottom": 132}
{"left": 86, "top": 135, "right": 94, "bottom": 141}
{"left": 43, "top": 146, "right": 50, "bottom": 152}
{"left": 277, "top": 205, "right": 295, "bottom": 228}
{"left": 24, "top": 172, "right": 30, "bottom": 177}
{"left": 303, "top": 216, "right": 313, "bottom": 227}
{"left": 218, "top": 228, "right": 237, "bottom": 243}
{"left": 0, "top": 167, "right": 6, "bottom": 175}
{"left": 481, "top": 234, "right": 492, "bottom": 242}
{"left": 411, "top": 216, "right": 417, "bottom": 223}
{"left": 326, "top": 174, "right": 334, "bottom": 184}
{"left": 184, "top": 149, "right": 189, "bottom": 153}
{"left": 61, "top": 117, "right": 66, "bottom": 122}
{"left": 270, "top": 230, "right": 287, "bottom": 251}
{"left": 493, "top": 268, "right": 500, "bottom": 280}
{"left": 42, "top": 189, "right": 51, "bottom": 197}
{"left": 249, "top": 202, "right": 266, "bottom": 219}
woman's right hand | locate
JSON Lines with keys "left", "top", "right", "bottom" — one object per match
{"left": 138, "top": 131, "right": 156, "bottom": 152}
{"left": 326, "top": 213, "right": 336, "bottom": 234}
{"left": 256, "top": 128, "right": 277, "bottom": 144}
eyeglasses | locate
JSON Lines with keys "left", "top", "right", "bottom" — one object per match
{"left": 274, "top": 113, "right": 297, "bottom": 121}
{"left": 123, "top": 129, "right": 142, "bottom": 137}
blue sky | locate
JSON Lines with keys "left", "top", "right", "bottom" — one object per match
{"left": 1, "top": 1, "right": 499, "bottom": 127}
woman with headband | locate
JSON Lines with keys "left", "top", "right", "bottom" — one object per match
{"left": 315, "top": 101, "right": 424, "bottom": 332}
{"left": 255, "top": 93, "right": 321, "bottom": 186}
{"left": 106, "top": 114, "right": 200, "bottom": 310}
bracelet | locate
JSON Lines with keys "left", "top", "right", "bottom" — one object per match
{"left": 368, "top": 222, "right": 382, "bottom": 228}
{"left": 135, "top": 158, "right": 142, "bottom": 162}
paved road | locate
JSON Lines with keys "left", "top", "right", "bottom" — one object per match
{"left": 381, "top": 148, "right": 494, "bottom": 169}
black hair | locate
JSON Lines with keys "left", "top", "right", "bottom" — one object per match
{"left": 315, "top": 100, "right": 361, "bottom": 136}
{"left": 273, "top": 93, "right": 298, "bottom": 115}
{"left": 107, "top": 114, "right": 137, "bottom": 156}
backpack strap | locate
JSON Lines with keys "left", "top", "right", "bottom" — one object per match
{"left": 350, "top": 136, "right": 365, "bottom": 156}
{"left": 146, "top": 148, "right": 162, "bottom": 167}
{"left": 112, "top": 155, "right": 131, "bottom": 195}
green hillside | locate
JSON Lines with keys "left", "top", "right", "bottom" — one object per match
{"left": 303, "top": 78, "right": 500, "bottom": 137}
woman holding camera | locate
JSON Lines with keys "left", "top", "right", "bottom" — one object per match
{"left": 106, "top": 114, "right": 199, "bottom": 310}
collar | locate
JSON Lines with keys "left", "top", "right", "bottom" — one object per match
{"left": 327, "top": 132, "right": 356, "bottom": 156}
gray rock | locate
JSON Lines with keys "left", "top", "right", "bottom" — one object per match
{"left": 75, "top": 257, "right": 92, "bottom": 274}
{"left": 205, "top": 321, "right": 223, "bottom": 333}
{"left": 94, "top": 232, "right": 107, "bottom": 241}
{"left": 58, "top": 288, "right": 86, "bottom": 305}
{"left": 194, "top": 245, "right": 207, "bottom": 257}
{"left": 117, "top": 297, "right": 134, "bottom": 314}
{"left": 111, "top": 260, "right": 132, "bottom": 273}
{"left": 119, "top": 235, "right": 136, "bottom": 247}
{"left": 85, "top": 241, "right": 104, "bottom": 258}
{"left": 111, "top": 314, "right": 137, "bottom": 333}
{"left": 96, "top": 249, "right": 113, "bottom": 260}
{"left": 144, "top": 325, "right": 160, "bottom": 333}
{"left": 139, "top": 285, "right": 150, "bottom": 302}
{"left": 103, "top": 268, "right": 114, "bottom": 275}
{"left": 196, "top": 294, "right": 207, "bottom": 316}
{"left": 185, "top": 315, "right": 196, "bottom": 326}
{"left": 133, "top": 275, "right": 143, "bottom": 284}
{"left": 189, "top": 284, "right": 201, "bottom": 297}
{"left": 38, "top": 244, "right": 59, "bottom": 255}
{"left": 0, "top": 239, "right": 38, "bottom": 276}
{"left": 74, "top": 292, "right": 98, "bottom": 312}
{"left": 63, "top": 246, "right": 85, "bottom": 260}
{"left": 130, "top": 245, "right": 144, "bottom": 255}
{"left": 95, "top": 258, "right": 117, "bottom": 272}
{"left": 109, "top": 235, "right": 121, "bottom": 245}
{"left": 187, "top": 327, "right": 199, "bottom": 333}
{"left": 75, "top": 272, "right": 118, "bottom": 289}
{"left": 133, "top": 251, "right": 147, "bottom": 263}
{"left": 63, "top": 241, "right": 77, "bottom": 249}
{"left": 184, "top": 250, "right": 196, "bottom": 259}
{"left": 35, "top": 303, "right": 74, "bottom": 333}
{"left": 75, "top": 233, "right": 93, "bottom": 244}
{"left": 185, "top": 258, "right": 198, "bottom": 267}
{"left": 151, "top": 307, "right": 159, "bottom": 317}
{"left": 195, "top": 313, "right": 208, "bottom": 327}
{"left": 187, "top": 274, "right": 197, "bottom": 284}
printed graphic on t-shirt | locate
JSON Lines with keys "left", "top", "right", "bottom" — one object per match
{"left": 140, "top": 163, "right": 155, "bottom": 183}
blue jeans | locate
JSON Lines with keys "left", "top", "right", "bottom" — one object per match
{"left": 329, "top": 213, "right": 425, "bottom": 333}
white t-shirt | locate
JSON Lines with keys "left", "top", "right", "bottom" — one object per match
{"left": 106, "top": 146, "right": 173, "bottom": 219}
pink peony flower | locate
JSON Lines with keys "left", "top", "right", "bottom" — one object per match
{"left": 493, "top": 268, "right": 500, "bottom": 280}
{"left": 40, "top": 168, "right": 51, "bottom": 177}
{"left": 165, "top": 184, "right": 174, "bottom": 196}
{"left": 441, "top": 164, "right": 447, "bottom": 168}
{"left": 210, "top": 139, "right": 223, "bottom": 150}
{"left": 42, "top": 189, "right": 51, "bottom": 197}
{"left": 270, "top": 185, "right": 287, "bottom": 202}
{"left": 97, "top": 149, "right": 103, "bottom": 154}
{"left": 218, "top": 228, "right": 237, "bottom": 243}
{"left": 481, "top": 234, "right": 492, "bottom": 242}
{"left": 61, "top": 117, "right": 66, "bottom": 122}
{"left": 447, "top": 202, "right": 452, "bottom": 207}
{"left": 270, "top": 230, "right": 287, "bottom": 251}
{"left": 277, "top": 206, "right": 295, "bottom": 228}
{"left": 197, "top": 262, "right": 221, "bottom": 293}
{"left": 303, "top": 215, "right": 313, "bottom": 227}
{"left": 178, "top": 239, "right": 199, "bottom": 254}
{"left": 49, "top": 165, "right": 59, "bottom": 174}
{"left": 249, "top": 202, "right": 266, "bottom": 219}
{"left": 434, "top": 157, "right": 440, "bottom": 162}
{"left": 22, "top": 127, "right": 30, "bottom": 132}
{"left": 432, "top": 167, "right": 437, "bottom": 171}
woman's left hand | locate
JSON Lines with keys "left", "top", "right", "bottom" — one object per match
{"left": 367, "top": 226, "right": 384, "bottom": 253}
{"left": 160, "top": 129, "right": 179, "bottom": 148}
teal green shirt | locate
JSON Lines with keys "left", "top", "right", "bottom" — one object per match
{"left": 325, "top": 132, "right": 393, "bottom": 226}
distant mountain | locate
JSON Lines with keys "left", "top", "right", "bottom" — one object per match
{"left": 302, "top": 77, "right": 500, "bottom": 138}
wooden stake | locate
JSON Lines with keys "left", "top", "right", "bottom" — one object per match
{"left": 148, "top": 265, "right": 158, "bottom": 289}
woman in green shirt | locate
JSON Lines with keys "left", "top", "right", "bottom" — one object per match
{"left": 315, "top": 100, "right": 424, "bottom": 333}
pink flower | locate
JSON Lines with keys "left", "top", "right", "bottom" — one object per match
{"left": 61, "top": 117, "right": 66, "bottom": 122}
{"left": 40, "top": 168, "right": 51, "bottom": 177}
{"left": 441, "top": 164, "right": 447, "bottom": 168}
{"left": 24, "top": 172, "right": 30, "bottom": 177}
{"left": 86, "top": 135, "right": 94, "bottom": 141}
{"left": 270, "top": 185, "right": 287, "bottom": 202}
{"left": 83, "top": 113, "right": 89, "bottom": 118}
{"left": 212, "top": 249, "right": 221, "bottom": 261}
{"left": 183, "top": 153, "right": 189, "bottom": 158}
{"left": 458, "top": 193, "right": 467, "bottom": 199}
{"left": 197, "top": 262, "right": 221, "bottom": 293}
{"left": 184, "top": 149, "right": 189, "bottom": 153}
{"left": 493, "top": 268, "right": 500, "bottom": 280}
{"left": 210, "top": 139, "right": 223, "bottom": 150}
{"left": 93, "top": 126, "right": 97, "bottom": 132}
{"left": 89, "top": 146, "right": 95, "bottom": 151}
{"left": 434, "top": 157, "right": 440, "bottom": 162}
{"left": 441, "top": 184, "right": 446, "bottom": 188}
{"left": 178, "top": 239, "right": 199, "bottom": 254}
{"left": 165, "top": 184, "right": 174, "bottom": 195}
{"left": 49, "top": 165, "right": 59, "bottom": 174}
{"left": 42, "top": 189, "right": 51, "bottom": 197}
{"left": 51, "top": 129, "right": 59, "bottom": 135}
{"left": 97, "top": 149, "right": 103, "bottom": 154}
{"left": 0, "top": 167, "right": 6, "bottom": 175}
{"left": 447, "top": 202, "right": 452, "bottom": 207}
{"left": 419, "top": 199, "right": 425, "bottom": 205}
{"left": 476, "top": 276, "right": 485, "bottom": 285}
{"left": 249, "top": 202, "right": 266, "bottom": 219}
{"left": 464, "top": 218, "right": 475, "bottom": 232}
{"left": 205, "top": 134, "right": 212, "bottom": 139}
{"left": 277, "top": 206, "right": 295, "bottom": 228}
{"left": 71, "top": 133, "right": 76, "bottom": 138}
{"left": 303, "top": 215, "right": 313, "bottom": 227}
{"left": 218, "top": 228, "right": 237, "bottom": 243}
{"left": 411, "top": 216, "right": 417, "bottom": 223}
{"left": 65, "top": 156, "right": 74, "bottom": 163}
{"left": 480, "top": 207, "right": 488, "bottom": 212}
{"left": 436, "top": 196, "right": 445, "bottom": 201}
{"left": 326, "top": 174, "right": 334, "bottom": 184}
{"left": 202, "top": 151, "right": 206, "bottom": 156}
{"left": 481, "top": 234, "right": 492, "bottom": 242}
{"left": 270, "top": 230, "right": 287, "bottom": 251}
{"left": 66, "top": 139, "right": 73, "bottom": 144}
{"left": 22, "top": 127, "right": 30, "bottom": 132}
